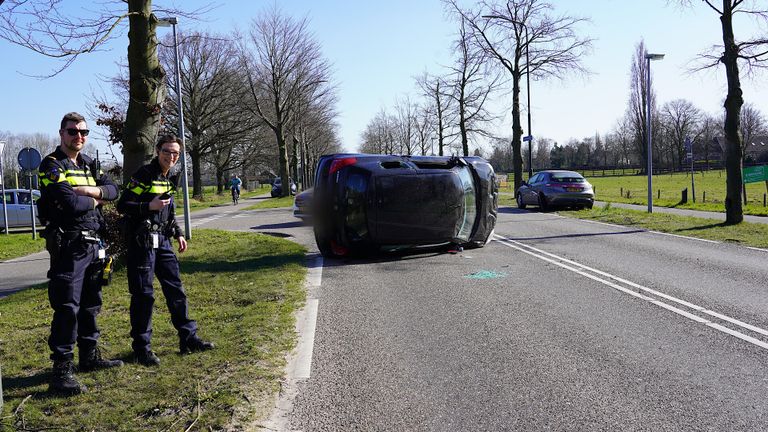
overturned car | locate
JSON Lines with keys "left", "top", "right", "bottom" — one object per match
{"left": 312, "top": 153, "right": 498, "bottom": 258}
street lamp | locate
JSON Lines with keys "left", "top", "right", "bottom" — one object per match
{"left": 157, "top": 16, "right": 192, "bottom": 238}
{"left": 644, "top": 52, "right": 664, "bottom": 213}
{"left": 483, "top": 15, "right": 533, "bottom": 179}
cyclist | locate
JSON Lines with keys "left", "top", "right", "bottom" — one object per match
{"left": 229, "top": 174, "right": 242, "bottom": 205}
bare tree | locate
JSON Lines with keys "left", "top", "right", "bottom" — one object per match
{"left": 445, "top": 15, "right": 500, "bottom": 157}
{"left": 697, "top": 113, "right": 722, "bottom": 170}
{"left": 0, "top": 1, "right": 214, "bottom": 181}
{"left": 678, "top": 0, "right": 768, "bottom": 223}
{"left": 660, "top": 99, "right": 702, "bottom": 170}
{"left": 739, "top": 102, "right": 768, "bottom": 161}
{"left": 240, "top": 6, "right": 334, "bottom": 197}
{"left": 446, "top": 0, "right": 593, "bottom": 190}
{"left": 360, "top": 110, "right": 397, "bottom": 154}
{"left": 627, "top": 40, "right": 660, "bottom": 174}
{"left": 417, "top": 72, "right": 455, "bottom": 156}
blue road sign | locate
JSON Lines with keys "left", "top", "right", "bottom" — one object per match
{"left": 17, "top": 148, "right": 42, "bottom": 171}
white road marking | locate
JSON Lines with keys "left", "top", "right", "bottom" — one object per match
{"left": 746, "top": 246, "right": 768, "bottom": 253}
{"left": 492, "top": 234, "right": 768, "bottom": 351}
{"left": 578, "top": 218, "right": 721, "bottom": 244}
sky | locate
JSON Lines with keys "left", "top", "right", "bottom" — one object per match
{"left": 1, "top": 0, "right": 767, "bottom": 162}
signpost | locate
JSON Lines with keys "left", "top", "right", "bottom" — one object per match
{"left": 17, "top": 147, "right": 42, "bottom": 239}
{"left": 0, "top": 140, "right": 8, "bottom": 235}
{"left": 685, "top": 137, "right": 695, "bottom": 202}
{"left": 743, "top": 165, "right": 768, "bottom": 205}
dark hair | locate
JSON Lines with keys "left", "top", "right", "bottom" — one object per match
{"left": 156, "top": 134, "right": 184, "bottom": 151}
{"left": 60, "top": 112, "right": 86, "bottom": 130}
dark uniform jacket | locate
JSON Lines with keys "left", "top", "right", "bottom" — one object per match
{"left": 117, "top": 158, "right": 183, "bottom": 239}
{"left": 38, "top": 146, "right": 118, "bottom": 233}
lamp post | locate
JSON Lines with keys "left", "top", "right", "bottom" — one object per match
{"left": 483, "top": 15, "right": 533, "bottom": 179}
{"left": 158, "top": 16, "right": 192, "bottom": 238}
{"left": 0, "top": 140, "right": 8, "bottom": 235}
{"left": 644, "top": 52, "right": 664, "bottom": 213}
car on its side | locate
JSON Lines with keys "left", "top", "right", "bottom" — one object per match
{"left": 292, "top": 187, "right": 313, "bottom": 222}
{"left": 312, "top": 153, "right": 498, "bottom": 258}
{"left": 271, "top": 177, "right": 297, "bottom": 197}
{"left": 0, "top": 189, "right": 43, "bottom": 230}
{"left": 515, "top": 170, "right": 594, "bottom": 211}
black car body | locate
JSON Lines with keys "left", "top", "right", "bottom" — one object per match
{"left": 312, "top": 153, "right": 498, "bottom": 257}
{"left": 271, "top": 177, "right": 297, "bottom": 197}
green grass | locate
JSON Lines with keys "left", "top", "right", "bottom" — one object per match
{"left": 180, "top": 185, "right": 271, "bottom": 212}
{"left": 244, "top": 195, "right": 294, "bottom": 210}
{"left": 0, "top": 232, "right": 45, "bottom": 260}
{"left": 0, "top": 229, "right": 307, "bottom": 431}
{"left": 499, "top": 169, "right": 768, "bottom": 216}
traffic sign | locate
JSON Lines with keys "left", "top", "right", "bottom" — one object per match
{"left": 522, "top": 135, "right": 533, "bottom": 142}
{"left": 743, "top": 165, "right": 768, "bottom": 184}
{"left": 17, "top": 147, "right": 42, "bottom": 171}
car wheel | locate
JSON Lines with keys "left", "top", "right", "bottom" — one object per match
{"left": 516, "top": 193, "right": 526, "bottom": 209}
{"left": 538, "top": 194, "right": 549, "bottom": 212}
{"left": 586, "top": 201, "right": 594, "bottom": 209}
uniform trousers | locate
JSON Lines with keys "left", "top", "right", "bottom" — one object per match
{"left": 47, "top": 239, "right": 103, "bottom": 361}
{"left": 126, "top": 235, "right": 197, "bottom": 353}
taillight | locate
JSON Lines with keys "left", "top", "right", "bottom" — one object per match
{"left": 329, "top": 157, "right": 357, "bottom": 175}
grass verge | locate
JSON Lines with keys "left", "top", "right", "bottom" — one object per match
{"left": 0, "top": 233, "right": 45, "bottom": 261}
{"left": 181, "top": 186, "right": 271, "bottom": 213}
{"left": 561, "top": 204, "right": 768, "bottom": 249}
{"left": 244, "top": 196, "right": 294, "bottom": 211}
{"left": 0, "top": 229, "right": 307, "bottom": 431}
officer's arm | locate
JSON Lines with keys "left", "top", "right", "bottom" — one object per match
{"left": 116, "top": 172, "right": 151, "bottom": 217}
{"left": 39, "top": 160, "right": 98, "bottom": 214}
{"left": 94, "top": 168, "right": 119, "bottom": 201}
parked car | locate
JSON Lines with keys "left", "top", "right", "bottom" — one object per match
{"left": 292, "top": 187, "right": 313, "bottom": 222}
{"left": 515, "top": 170, "right": 594, "bottom": 211}
{"left": 0, "top": 188, "right": 43, "bottom": 230}
{"left": 312, "top": 153, "right": 498, "bottom": 257}
{"left": 271, "top": 177, "right": 297, "bottom": 197}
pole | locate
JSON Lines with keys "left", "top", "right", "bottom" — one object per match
{"left": 171, "top": 20, "right": 192, "bottom": 239}
{"left": 646, "top": 56, "right": 653, "bottom": 213}
{"left": 29, "top": 171, "right": 37, "bottom": 240}
{"left": 0, "top": 140, "right": 8, "bottom": 235}
{"left": 524, "top": 24, "right": 533, "bottom": 179}
{"left": 690, "top": 138, "right": 696, "bottom": 203}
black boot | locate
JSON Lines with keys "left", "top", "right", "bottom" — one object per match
{"left": 49, "top": 360, "right": 86, "bottom": 395}
{"left": 180, "top": 336, "right": 215, "bottom": 354}
{"left": 134, "top": 350, "right": 161, "bottom": 366}
{"left": 79, "top": 347, "right": 124, "bottom": 372}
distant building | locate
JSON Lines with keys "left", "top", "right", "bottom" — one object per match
{"left": 713, "top": 136, "right": 768, "bottom": 163}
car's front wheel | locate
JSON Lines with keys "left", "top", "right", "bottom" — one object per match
{"left": 516, "top": 193, "right": 526, "bottom": 209}
{"left": 538, "top": 194, "right": 549, "bottom": 211}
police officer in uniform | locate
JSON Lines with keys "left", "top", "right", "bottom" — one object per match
{"left": 117, "top": 134, "right": 213, "bottom": 366}
{"left": 38, "top": 112, "right": 123, "bottom": 395}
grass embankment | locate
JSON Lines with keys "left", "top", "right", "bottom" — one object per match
{"left": 0, "top": 234, "right": 45, "bottom": 261}
{"left": 0, "top": 229, "right": 307, "bottom": 431}
{"left": 244, "top": 195, "right": 294, "bottom": 211}
{"left": 501, "top": 169, "right": 768, "bottom": 216}
{"left": 180, "top": 185, "right": 271, "bottom": 212}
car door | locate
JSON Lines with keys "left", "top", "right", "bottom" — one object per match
{"left": 15, "top": 191, "right": 37, "bottom": 227}
{"left": 1, "top": 191, "right": 17, "bottom": 228}
{"left": 523, "top": 174, "right": 540, "bottom": 204}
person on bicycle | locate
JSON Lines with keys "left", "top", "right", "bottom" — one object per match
{"left": 230, "top": 175, "right": 242, "bottom": 204}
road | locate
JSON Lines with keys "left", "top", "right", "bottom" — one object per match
{"left": 235, "top": 205, "right": 768, "bottom": 431}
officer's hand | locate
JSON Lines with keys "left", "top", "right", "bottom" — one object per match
{"left": 177, "top": 236, "right": 188, "bottom": 253}
{"left": 149, "top": 195, "right": 171, "bottom": 211}
{"left": 73, "top": 186, "right": 102, "bottom": 198}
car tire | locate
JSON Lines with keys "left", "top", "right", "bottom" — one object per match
{"left": 516, "top": 193, "right": 526, "bottom": 209}
{"left": 538, "top": 194, "right": 549, "bottom": 212}
{"left": 586, "top": 202, "right": 594, "bottom": 209}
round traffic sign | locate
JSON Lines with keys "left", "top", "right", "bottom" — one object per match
{"left": 18, "top": 147, "right": 42, "bottom": 171}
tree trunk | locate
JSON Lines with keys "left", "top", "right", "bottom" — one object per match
{"left": 511, "top": 75, "right": 523, "bottom": 190}
{"left": 123, "top": 0, "right": 164, "bottom": 182}
{"left": 720, "top": 8, "right": 744, "bottom": 224}
{"left": 190, "top": 147, "right": 203, "bottom": 198}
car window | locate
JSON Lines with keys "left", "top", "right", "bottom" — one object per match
{"left": 550, "top": 173, "right": 585, "bottom": 183}
{"left": 18, "top": 192, "right": 33, "bottom": 205}
{"left": 455, "top": 166, "right": 477, "bottom": 242}
{"left": 344, "top": 172, "right": 369, "bottom": 240}
{"left": 2, "top": 192, "right": 14, "bottom": 205}
{"left": 528, "top": 174, "right": 540, "bottom": 184}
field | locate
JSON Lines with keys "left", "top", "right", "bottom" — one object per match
{"left": 500, "top": 169, "right": 768, "bottom": 216}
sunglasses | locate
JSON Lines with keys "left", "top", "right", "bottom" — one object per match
{"left": 65, "top": 128, "right": 90, "bottom": 137}
{"left": 161, "top": 149, "right": 180, "bottom": 157}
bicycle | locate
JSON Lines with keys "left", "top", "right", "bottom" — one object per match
{"left": 231, "top": 186, "right": 240, "bottom": 205}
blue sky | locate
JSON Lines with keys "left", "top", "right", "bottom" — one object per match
{"left": 1, "top": 0, "right": 766, "bottom": 160}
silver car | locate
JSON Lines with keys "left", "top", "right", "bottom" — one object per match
{"left": 516, "top": 170, "right": 594, "bottom": 211}
{"left": 0, "top": 188, "right": 43, "bottom": 230}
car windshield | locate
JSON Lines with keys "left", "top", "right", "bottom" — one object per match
{"left": 455, "top": 166, "right": 477, "bottom": 242}
{"left": 550, "top": 172, "right": 585, "bottom": 183}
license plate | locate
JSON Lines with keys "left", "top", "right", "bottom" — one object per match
{"left": 566, "top": 187, "right": 582, "bottom": 192}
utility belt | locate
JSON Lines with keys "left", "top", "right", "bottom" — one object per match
{"left": 44, "top": 227, "right": 113, "bottom": 286}
{"left": 128, "top": 219, "right": 173, "bottom": 249}
{"left": 43, "top": 226, "right": 101, "bottom": 243}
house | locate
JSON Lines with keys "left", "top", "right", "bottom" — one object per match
{"left": 713, "top": 136, "right": 768, "bottom": 162}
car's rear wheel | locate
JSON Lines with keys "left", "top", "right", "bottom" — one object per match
{"left": 538, "top": 194, "right": 549, "bottom": 211}
{"left": 586, "top": 201, "right": 594, "bottom": 209}
{"left": 516, "top": 193, "right": 526, "bottom": 209}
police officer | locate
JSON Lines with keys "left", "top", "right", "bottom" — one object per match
{"left": 117, "top": 134, "right": 213, "bottom": 366}
{"left": 38, "top": 112, "right": 123, "bottom": 395}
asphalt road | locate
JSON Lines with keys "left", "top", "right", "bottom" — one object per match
{"left": 247, "top": 206, "right": 768, "bottom": 431}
